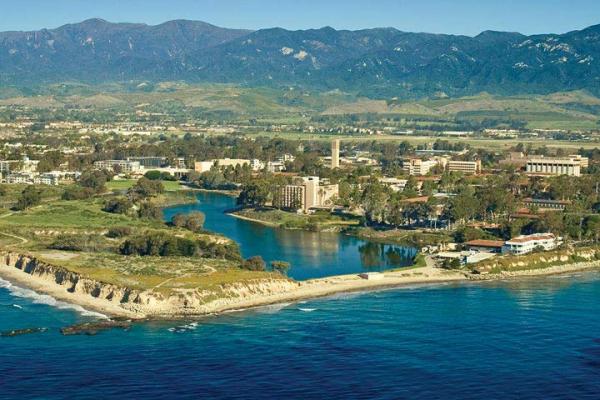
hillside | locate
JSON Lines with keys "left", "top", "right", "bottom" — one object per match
{"left": 1, "top": 19, "right": 600, "bottom": 97}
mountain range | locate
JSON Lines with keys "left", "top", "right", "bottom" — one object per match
{"left": 1, "top": 18, "right": 599, "bottom": 98}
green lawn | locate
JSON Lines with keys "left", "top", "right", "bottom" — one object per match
{"left": 107, "top": 179, "right": 182, "bottom": 192}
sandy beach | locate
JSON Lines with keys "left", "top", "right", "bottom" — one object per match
{"left": 2, "top": 253, "right": 600, "bottom": 320}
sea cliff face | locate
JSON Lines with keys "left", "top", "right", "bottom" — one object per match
{"left": 0, "top": 252, "right": 299, "bottom": 318}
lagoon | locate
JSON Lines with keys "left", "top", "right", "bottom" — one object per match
{"left": 163, "top": 191, "right": 417, "bottom": 280}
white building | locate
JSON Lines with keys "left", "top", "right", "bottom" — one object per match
{"left": 194, "top": 159, "right": 250, "bottom": 173}
{"left": 378, "top": 178, "right": 408, "bottom": 192}
{"left": 502, "top": 233, "right": 561, "bottom": 255}
{"left": 250, "top": 159, "right": 265, "bottom": 171}
{"left": 448, "top": 160, "right": 482, "bottom": 175}
{"left": 277, "top": 176, "right": 339, "bottom": 213}
{"left": 94, "top": 160, "right": 141, "bottom": 173}
{"left": 266, "top": 161, "right": 286, "bottom": 173}
{"left": 526, "top": 156, "right": 587, "bottom": 177}
{"left": 403, "top": 159, "right": 438, "bottom": 176}
{"left": 331, "top": 139, "right": 340, "bottom": 169}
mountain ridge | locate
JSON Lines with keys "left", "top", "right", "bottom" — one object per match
{"left": 1, "top": 19, "right": 599, "bottom": 98}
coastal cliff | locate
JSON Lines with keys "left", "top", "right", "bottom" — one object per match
{"left": 0, "top": 251, "right": 299, "bottom": 318}
{"left": 2, "top": 247, "right": 600, "bottom": 319}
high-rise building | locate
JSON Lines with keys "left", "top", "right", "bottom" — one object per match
{"left": 331, "top": 139, "right": 340, "bottom": 169}
{"left": 277, "top": 176, "right": 339, "bottom": 213}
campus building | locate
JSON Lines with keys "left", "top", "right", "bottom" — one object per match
{"left": 526, "top": 158, "right": 581, "bottom": 177}
{"left": 126, "top": 156, "right": 168, "bottom": 168}
{"left": 277, "top": 176, "right": 339, "bottom": 213}
{"left": 93, "top": 160, "right": 142, "bottom": 173}
{"left": 447, "top": 160, "right": 482, "bottom": 175}
{"left": 331, "top": 139, "right": 340, "bottom": 169}
{"left": 402, "top": 159, "right": 438, "bottom": 176}
{"left": 501, "top": 233, "right": 560, "bottom": 255}
{"left": 194, "top": 158, "right": 251, "bottom": 173}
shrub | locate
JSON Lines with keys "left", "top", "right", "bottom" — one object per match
{"left": 137, "top": 201, "right": 163, "bottom": 220}
{"left": 103, "top": 197, "right": 133, "bottom": 214}
{"left": 106, "top": 226, "right": 132, "bottom": 238}
{"left": 270, "top": 260, "right": 290, "bottom": 275}
{"left": 128, "top": 177, "right": 164, "bottom": 200}
{"left": 119, "top": 232, "right": 198, "bottom": 257}
{"left": 62, "top": 186, "right": 95, "bottom": 200}
{"left": 198, "top": 241, "right": 242, "bottom": 262}
{"left": 241, "top": 256, "right": 266, "bottom": 271}
{"left": 171, "top": 212, "right": 206, "bottom": 232}
{"left": 14, "top": 186, "right": 41, "bottom": 210}
{"left": 49, "top": 234, "right": 105, "bottom": 252}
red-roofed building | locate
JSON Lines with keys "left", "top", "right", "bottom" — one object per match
{"left": 465, "top": 240, "right": 505, "bottom": 253}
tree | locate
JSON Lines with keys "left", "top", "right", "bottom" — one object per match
{"left": 62, "top": 186, "right": 95, "bottom": 200}
{"left": 444, "top": 186, "right": 479, "bottom": 223}
{"left": 237, "top": 181, "right": 269, "bottom": 208}
{"left": 129, "top": 177, "right": 164, "bottom": 200}
{"left": 37, "top": 151, "right": 65, "bottom": 173}
{"left": 144, "top": 170, "right": 162, "bottom": 180}
{"left": 171, "top": 213, "right": 188, "bottom": 228}
{"left": 137, "top": 201, "right": 163, "bottom": 220}
{"left": 270, "top": 260, "right": 291, "bottom": 275}
{"left": 14, "top": 186, "right": 41, "bottom": 210}
{"left": 361, "top": 180, "right": 389, "bottom": 224}
{"left": 103, "top": 197, "right": 133, "bottom": 214}
{"left": 183, "top": 212, "right": 205, "bottom": 232}
{"left": 241, "top": 256, "right": 266, "bottom": 271}
{"left": 79, "top": 170, "right": 110, "bottom": 193}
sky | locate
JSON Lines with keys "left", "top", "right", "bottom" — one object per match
{"left": 1, "top": 0, "right": 600, "bottom": 36}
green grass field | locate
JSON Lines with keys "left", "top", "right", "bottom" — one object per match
{"left": 0, "top": 196, "right": 279, "bottom": 294}
{"left": 106, "top": 179, "right": 182, "bottom": 192}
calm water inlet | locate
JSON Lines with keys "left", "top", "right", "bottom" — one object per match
{"left": 163, "top": 191, "right": 417, "bottom": 280}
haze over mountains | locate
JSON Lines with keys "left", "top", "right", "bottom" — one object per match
{"left": 1, "top": 18, "right": 599, "bottom": 98}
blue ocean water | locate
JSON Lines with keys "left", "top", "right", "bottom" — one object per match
{"left": 2, "top": 191, "right": 600, "bottom": 399}
{"left": 2, "top": 273, "right": 600, "bottom": 399}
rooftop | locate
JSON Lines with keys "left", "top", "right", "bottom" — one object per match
{"left": 465, "top": 240, "right": 504, "bottom": 248}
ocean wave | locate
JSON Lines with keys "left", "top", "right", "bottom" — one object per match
{"left": 256, "top": 302, "right": 292, "bottom": 314}
{"left": 0, "top": 277, "right": 108, "bottom": 319}
{"left": 168, "top": 322, "right": 199, "bottom": 333}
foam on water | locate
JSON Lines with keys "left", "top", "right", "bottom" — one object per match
{"left": 168, "top": 322, "right": 200, "bottom": 333}
{"left": 0, "top": 277, "right": 108, "bottom": 319}
{"left": 255, "top": 302, "right": 292, "bottom": 314}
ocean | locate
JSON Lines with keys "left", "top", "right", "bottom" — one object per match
{"left": 2, "top": 273, "right": 600, "bottom": 399}
{"left": 2, "top": 191, "right": 600, "bottom": 399}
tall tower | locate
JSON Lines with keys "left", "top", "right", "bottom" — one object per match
{"left": 331, "top": 139, "right": 340, "bottom": 169}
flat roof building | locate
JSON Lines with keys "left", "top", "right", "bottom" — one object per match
{"left": 502, "top": 233, "right": 560, "bottom": 255}
{"left": 94, "top": 160, "right": 141, "bottom": 173}
{"left": 276, "top": 176, "right": 338, "bottom": 213}
{"left": 448, "top": 160, "right": 482, "bottom": 175}
{"left": 194, "top": 159, "right": 251, "bottom": 173}
{"left": 526, "top": 158, "right": 581, "bottom": 177}
{"left": 403, "top": 159, "right": 438, "bottom": 176}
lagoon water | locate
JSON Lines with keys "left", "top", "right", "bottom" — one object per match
{"left": 163, "top": 192, "right": 417, "bottom": 280}
{"left": 2, "top": 191, "right": 600, "bottom": 399}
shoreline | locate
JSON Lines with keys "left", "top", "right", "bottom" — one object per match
{"left": 2, "top": 253, "right": 600, "bottom": 320}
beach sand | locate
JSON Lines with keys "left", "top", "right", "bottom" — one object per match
{"left": 1, "top": 259, "right": 600, "bottom": 320}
